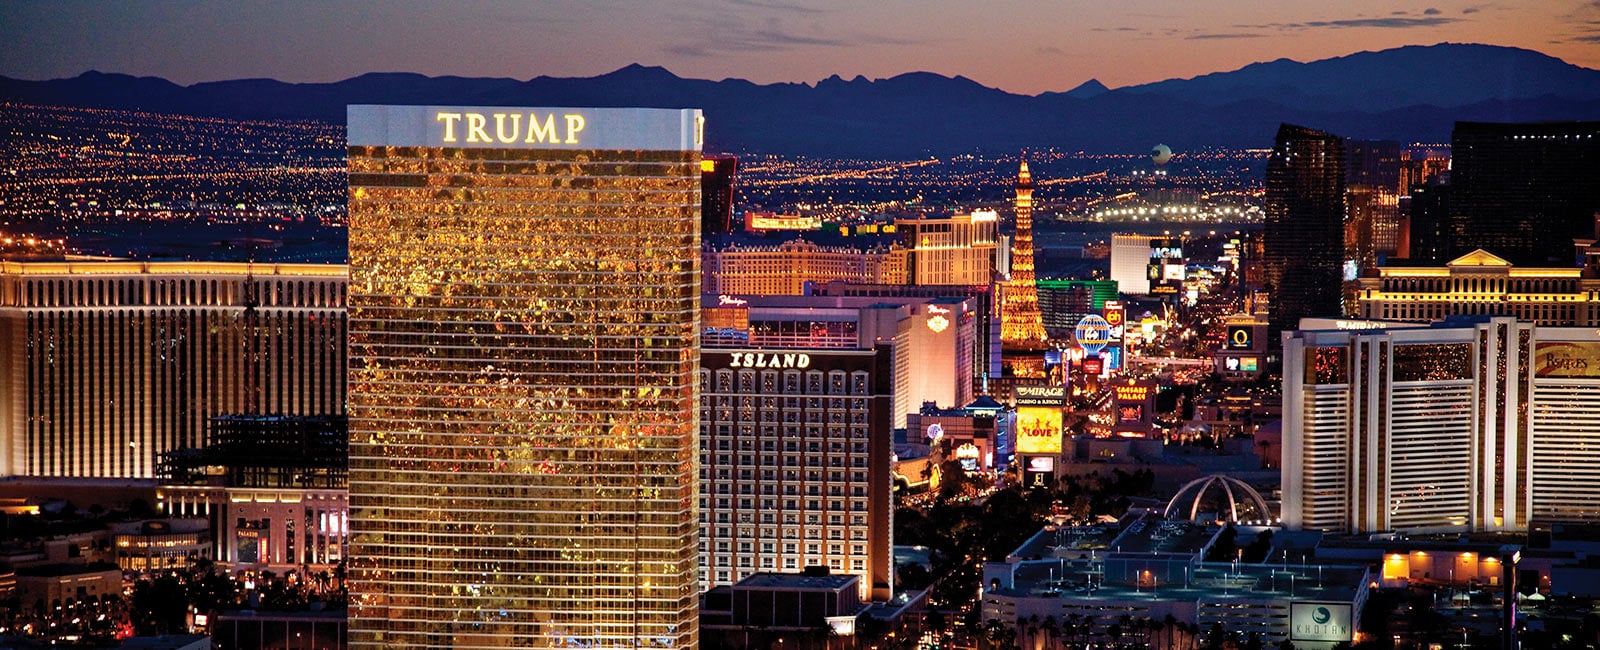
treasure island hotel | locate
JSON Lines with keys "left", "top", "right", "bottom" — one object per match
{"left": 346, "top": 106, "right": 703, "bottom": 648}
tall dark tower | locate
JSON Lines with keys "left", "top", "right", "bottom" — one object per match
{"left": 701, "top": 153, "right": 737, "bottom": 236}
{"left": 1264, "top": 124, "right": 1346, "bottom": 341}
{"left": 1345, "top": 139, "right": 1402, "bottom": 269}
{"left": 1449, "top": 121, "right": 1600, "bottom": 265}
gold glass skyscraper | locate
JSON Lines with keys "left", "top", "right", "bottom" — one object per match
{"left": 346, "top": 105, "right": 703, "bottom": 648}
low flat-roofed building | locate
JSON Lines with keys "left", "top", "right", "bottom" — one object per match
{"left": 14, "top": 562, "right": 122, "bottom": 608}
{"left": 702, "top": 570, "right": 869, "bottom": 648}
{"left": 120, "top": 635, "right": 212, "bottom": 650}
{"left": 982, "top": 513, "right": 1370, "bottom": 650}
{"left": 210, "top": 608, "right": 346, "bottom": 650}
{"left": 109, "top": 519, "right": 211, "bottom": 571}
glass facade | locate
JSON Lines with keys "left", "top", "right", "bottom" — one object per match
{"left": 347, "top": 106, "right": 702, "bottom": 648}
{"left": 1392, "top": 343, "right": 1473, "bottom": 382}
{"left": 1264, "top": 124, "right": 1346, "bottom": 339}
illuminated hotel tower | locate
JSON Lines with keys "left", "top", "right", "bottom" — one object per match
{"left": 1001, "top": 160, "right": 1048, "bottom": 349}
{"left": 0, "top": 261, "right": 347, "bottom": 479}
{"left": 346, "top": 106, "right": 703, "bottom": 648}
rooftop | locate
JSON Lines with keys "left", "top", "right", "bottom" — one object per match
{"left": 735, "top": 571, "right": 859, "bottom": 592}
{"left": 997, "top": 556, "right": 1369, "bottom": 605}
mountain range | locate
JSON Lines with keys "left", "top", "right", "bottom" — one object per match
{"left": 4, "top": 43, "right": 1600, "bottom": 157}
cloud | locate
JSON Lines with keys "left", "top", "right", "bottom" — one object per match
{"left": 1187, "top": 32, "right": 1268, "bottom": 40}
{"left": 1572, "top": 34, "right": 1600, "bottom": 42}
{"left": 1424, "top": 7, "right": 1443, "bottom": 14}
{"left": 1236, "top": 15, "right": 1463, "bottom": 31}
{"left": 727, "top": 0, "right": 825, "bottom": 14}
{"left": 1303, "top": 16, "right": 1461, "bottom": 28}
{"left": 660, "top": 16, "right": 922, "bottom": 58}
{"left": 1036, "top": 46, "right": 1066, "bottom": 56}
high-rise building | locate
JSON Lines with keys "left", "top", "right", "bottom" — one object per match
{"left": 1345, "top": 185, "right": 1402, "bottom": 268}
{"left": 701, "top": 154, "right": 738, "bottom": 236}
{"left": 1282, "top": 316, "right": 1600, "bottom": 534}
{"left": 1447, "top": 121, "right": 1600, "bottom": 266}
{"left": 1108, "top": 235, "right": 1183, "bottom": 297}
{"left": 897, "top": 210, "right": 998, "bottom": 285}
{"left": 1108, "top": 234, "right": 1154, "bottom": 296}
{"left": 1036, "top": 279, "right": 1118, "bottom": 341}
{"left": 702, "top": 210, "right": 999, "bottom": 296}
{"left": 0, "top": 261, "right": 347, "bottom": 479}
{"left": 1345, "top": 139, "right": 1401, "bottom": 192}
{"left": 1344, "top": 142, "right": 1402, "bottom": 270}
{"left": 1405, "top": 181, "right": 1451, "bottom": 264}
{"left": 807, "top": 280, "right": 1001, "bottom": 385}
{"left": 697, "top": 346, "right": 893, "bottom": 600}
{"left": 346, "top": 105, "right": 703, "bottom": 648}
{"left": 1398, "top": 147, "right": 1449, "bottom": 196}
{"left": 1263, "top": 124, "right": 1347, "bottom": 340}
{"left": 1357, "top": 249, "right": 1600, "bottom": 325}
{"left": 1000, "top": 161, "right": 1047, "bottom": 350}
{"left": 702, "top": 239, "right": 905, "bottom": 296}
{"left": 700, "top": 293, "right": 975, "bottom": 428}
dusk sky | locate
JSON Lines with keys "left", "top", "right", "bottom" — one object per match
{"left": 3, "top": 0, "right": 1598, "bottom": 95}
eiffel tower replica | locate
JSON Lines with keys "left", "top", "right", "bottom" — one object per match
{"left": 1000, "top": 160, "right": 1049, "bottom": 379}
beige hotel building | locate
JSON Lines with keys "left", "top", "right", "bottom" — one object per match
{"left": 0, "top": 261, "right": 347, "bottom": 479}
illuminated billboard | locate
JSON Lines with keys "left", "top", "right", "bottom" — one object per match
{"left": 1113, "top": 384, "right": 1151, "bottom": 402}
{"left": 1227, "top": 325, "right": 1256, "bottom": 350}
{"left": 1015, "top": 406, "right": 1063, "bottom": 454}
{"left": 955, "top": 443, "right": 982, "bottom": 472}
{"left": 1023, "top": 456, "right": 1055, "bottom": 489}
{"left": 1015, "top": 385, "right": 1066, "bottom": 406}
{"left": 1103, "top": 301, "right": 1125, "bottom": 328}
{"left": 1075, "top": 315, "right": 1112, "bottom": 356}
{"left": 1103, "top": 345, "right": 1123, "bottom": 372}
{"left": 1081, "top": 356, "right": 1104, "bottom": 376}
{"left": 1290, "top": 602, "right": 1353, "bottom": 643}
{"left": 1534, "top": 341, "right": 1600, "bottom": 378}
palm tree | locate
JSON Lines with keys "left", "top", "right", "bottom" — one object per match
{"left": 1141, "top": 617, "right": 1162, "bottom": 650}
{"left": 1040, "top": 615, "right": 1060, "bottom": 649}
{"left": 983, "top": 618, "right": 1008, "bottom": 649}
